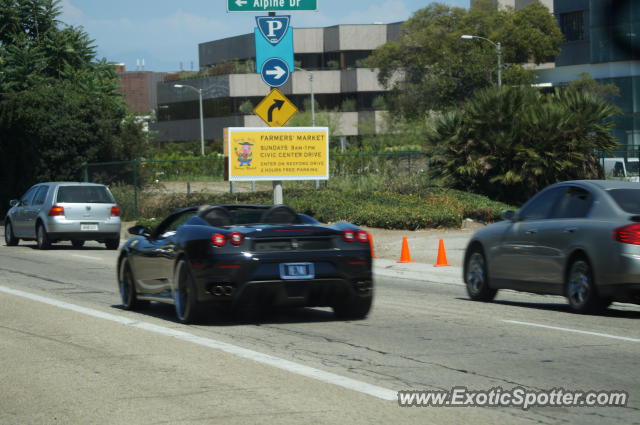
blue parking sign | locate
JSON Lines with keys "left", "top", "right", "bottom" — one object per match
{"left": 256, "top": 16, "right": 290, "bottom": 45}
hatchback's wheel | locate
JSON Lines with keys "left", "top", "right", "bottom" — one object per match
{"left": 36, "top": 223, "right": 51, "bottom": 250}
{"left": 173, "top": 259, "right": 202, "bottom": 324}
{"left": 566, "top": 258, "right": 607, "bottom": 314}
{"left": 105, "top": 237, "right": 120, "bottom": 250}
{"left": 465, "top": 247, "right": 497, "bottom": 301}
{"left": 333, "top": 294, "right": 373, "bottom": 320}
{"left": 119, "top": 259, "right": 147, "bottom": 310}
{"left": 71, "top": 239, "right": 85, "bottom": 249}
{"left": 4, "top": 221, "right": 19, "bottom": 246}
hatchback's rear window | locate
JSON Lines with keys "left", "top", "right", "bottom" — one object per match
{"left": 56, "top": 186, "right": 114, "bottom": 204}
{"left": 607, "top": 189, "right": 640, "bottom": 214}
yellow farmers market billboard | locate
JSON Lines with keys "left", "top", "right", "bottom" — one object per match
{"left": 226, "top": 127, "right": 329, "bottom": 181}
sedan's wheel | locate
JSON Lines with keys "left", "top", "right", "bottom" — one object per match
{"left": 173, "top": 259, "right": 202, "bottom": 324}
{"left": 333, "top": 295, "right": 373, "bottom": 320}
{"left": 465, "top": 248, "right": 497, "bottom": 302}
{"left": 566, "top": 258, "right": 606, "bottom": 314}
{"left": 4, "top": 221, "right": 19, "bottom": 246}
{"left": 71, "top": 239, "right": 85, "bottom": 249}
{"left": 36, "top": 223, "right": 51, "bottom": 250}
{"left": 119, "top": 259, "right": 146, "bottom": 310}
{"left": 105, "top": 237, "right": 120, "bottom": 250}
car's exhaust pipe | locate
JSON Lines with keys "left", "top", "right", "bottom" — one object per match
{"left": 212, "top": 286, "right": 224, "bottom": 296}
{"left": 223, "top": 286, "right": 233, "bottom": 296}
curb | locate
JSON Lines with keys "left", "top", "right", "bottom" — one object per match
{"left": 373, "top": 258, "right": 463, "bottom": 286}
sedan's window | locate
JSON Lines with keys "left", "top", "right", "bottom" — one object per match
{"left": 518, "top": 187, "right": 565, "bottom": 221}
{"left": 32, "top": 186, "right": 48, "bottom": 206}
{"left": 551, "top": 186, "right": 593, "bottom": 218}
{"left": 608, "top": 189, "right": 640, "bottom": 214}
{"left": 56, "top": 186, "right": 114, "bottom": 204}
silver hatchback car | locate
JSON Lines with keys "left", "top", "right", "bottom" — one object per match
{"left": 464, "top": 180, "right": 640, "bottom": 313}
{"left": 4, "top": 182, "right": 121, "bottom": 250}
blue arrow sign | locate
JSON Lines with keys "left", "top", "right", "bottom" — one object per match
{"left": 256, "top": 16, "right": 290, "bottom": 45}
{"left": 261, "top": 57, "right": 290, "bottom": 87}
{"left": 255, "top": 26, "right": 294, "bottom": 76}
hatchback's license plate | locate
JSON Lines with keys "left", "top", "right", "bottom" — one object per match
{"left": 81, "top": 224, "right": 98, "bottom": 231}
{"left": 279, "top": 263, "right": 315, "bottom": 280}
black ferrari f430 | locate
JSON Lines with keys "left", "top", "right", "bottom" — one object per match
{"left": 117, "top": 204, "right": 373, "bottom": 323}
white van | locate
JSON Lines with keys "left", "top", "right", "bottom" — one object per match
{"left": 601, "top": 158, "right": 640, "bottom": 182}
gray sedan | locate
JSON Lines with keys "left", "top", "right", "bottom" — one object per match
{"left": 464, "top": 180, "right": 640, "bottom": 313}
{"left": 4, "top": 182, "right": 121, "bottom": 250}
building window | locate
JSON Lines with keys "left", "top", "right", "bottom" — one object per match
{"left": 559, "top": 11, "right": 585, "bottom": 42}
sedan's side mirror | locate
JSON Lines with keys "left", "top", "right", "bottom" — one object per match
{"left": 500, "top": 210, "right": 517, "bottom": 221}
{"left": 9, "top": 200, "right": 19, "bottom": 207}
{"left": 128, "top": 225, "right": 151, "bottom": 237}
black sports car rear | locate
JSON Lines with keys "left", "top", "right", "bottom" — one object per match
{"left": 117, "top": 204, "right": 373, "bottom": 323}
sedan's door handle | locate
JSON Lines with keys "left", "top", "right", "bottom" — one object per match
{"left": 525, "top": 229, "right": 537, "bottom": 234}
{"left": 563, "top": 227, "right": 577, "bottom": 233}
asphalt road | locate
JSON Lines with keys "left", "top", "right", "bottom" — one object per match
{"left": 0, "top": 234, "right": 639, "bottom": 425}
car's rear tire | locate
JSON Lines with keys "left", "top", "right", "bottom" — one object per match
{"left": 465, "top": 247, "right": 498, "bottom": 302}
{"left": 119, "top": 258, "right": 147, "bottom": 310}
{"left": 105, "top": 237, "right": 120, "bottom": 250}
{"left": 173, "top": 259, "right": 202, "bottom": 324}
{"left": 4, "top": 221, "right": 19, "bottom": 246}
{"left": 333, "top": 294, "right": 373, "bottom": 320}
{"left": 36, "top": 223, "right": 51, "bottom": 250}
{"left": 71, "top": 239, "right": 85, "bottom": 249}
{"left": 565, "top": 258, "right": 607, "bottom": 314}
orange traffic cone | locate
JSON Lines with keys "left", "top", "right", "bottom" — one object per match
{"left": 434, "top": 238, "right": 451, "bottom": 267}
{"left": 368, "top": 233, "right": 377, "bottom": 259}
{"left": 397, "top": 236, "right": 413, "bottom": 263}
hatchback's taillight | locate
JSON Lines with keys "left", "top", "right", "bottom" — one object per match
{"left": 48, "top": 206, "right": 64, "bottom": 216}
{"left": 211, "top": 233, "right": 226, "bottom": 247}
{"left": 343, "top": 230, "right": 355, "bottom": 242}
{"left": 614, "top": 223, "right": 640, "bottom": 245}
{"left": 110, "top": 206, "right": 120, "bottom": 217}
{"left": 229, "top": 232, "right": 244, "bottom": 246}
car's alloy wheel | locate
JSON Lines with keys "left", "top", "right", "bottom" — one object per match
{"left": 4, "top": 221, "right": 19, "bottom": 246}
{"left": 465, "top": 248, "right": 497, "bottom": 302}
{"left": 36, "top": 223, "right": 51, "bottom": 250}
{"left": 566, "top": 259, "right": 606, "bottom": 314}
{"left": 173, "top": 259, "right": 201, "bottom": 324}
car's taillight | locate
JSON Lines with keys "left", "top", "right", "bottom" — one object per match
{"left": 48, "top": 206, "right": 64, "bottom": 216}
{"left": 614, "top": 223, "right": 640, "bottom": 245}
{"left": 229, "top": 232, "right": 244, "bottom": 246}
{"left": 110, "top": 206, "right": 120, "bottom": 217}
{"left": 211, "top": 233, "right": 226, "bottom": 247}
{"left": 356, "top": 230, "right": 369, "bottom": 243}
{"left": 343, "top": 230, "right": 355, "bottom": 242}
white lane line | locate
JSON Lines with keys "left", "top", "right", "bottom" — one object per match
{"left": 0, "top": 286, "right": 397, "bottom": 401}
{"left": 503, "top": 320, "right": 640, "bottom": 343}
{"left": 70, "top": 254, "right": 102, "bottom": 261}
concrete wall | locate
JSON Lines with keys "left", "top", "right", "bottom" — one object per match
{"left": 294, "top": 27, "right": 324, "bottom": 53}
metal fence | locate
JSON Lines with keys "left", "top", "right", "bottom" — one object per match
{"left": 81, "top": 151, "right": 428, "bottom": 219}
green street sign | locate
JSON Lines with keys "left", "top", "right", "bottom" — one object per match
{"left": 228, "top": 0, "right": 317, "bottom": 12}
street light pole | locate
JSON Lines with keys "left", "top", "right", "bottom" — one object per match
{"left": 174, "top": 84, "right": 205, "bottom": 156}
{"left": 460, "top": 35, "right": 502, "bottom": 88}
{"left": 295, "top": 67, "right": 316, "bottom": 126}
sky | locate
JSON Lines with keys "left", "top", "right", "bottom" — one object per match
{"left": 59, "top": 0, "right": 469, "bottom": 73}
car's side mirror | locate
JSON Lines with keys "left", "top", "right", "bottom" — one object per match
{"left": 501, "top": 210, "right": 518, "bottom": 221}
{"left": 9, "top": 200, "right": 19, "bottom": 207}
{"left": 128, "top": 225, "right": 151, "bottom": 237}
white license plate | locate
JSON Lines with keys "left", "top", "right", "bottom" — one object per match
{"left": 81, "top": 224, "right": 99, "bottom": 231}
{"left": 279, "top": 263, "right": 315, "bottom": 280}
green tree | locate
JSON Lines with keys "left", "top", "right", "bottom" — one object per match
{"left": 367, "top": 1, "right": 563, "bottom": 118}
{"left": 426, "top": 86, "right": 619, "bottom": 203}
{"left": 566, "top": 72, "right": 621, "bottom": 101}
{"left": 0, "top": 0, "right": 146, "bottom": 212}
